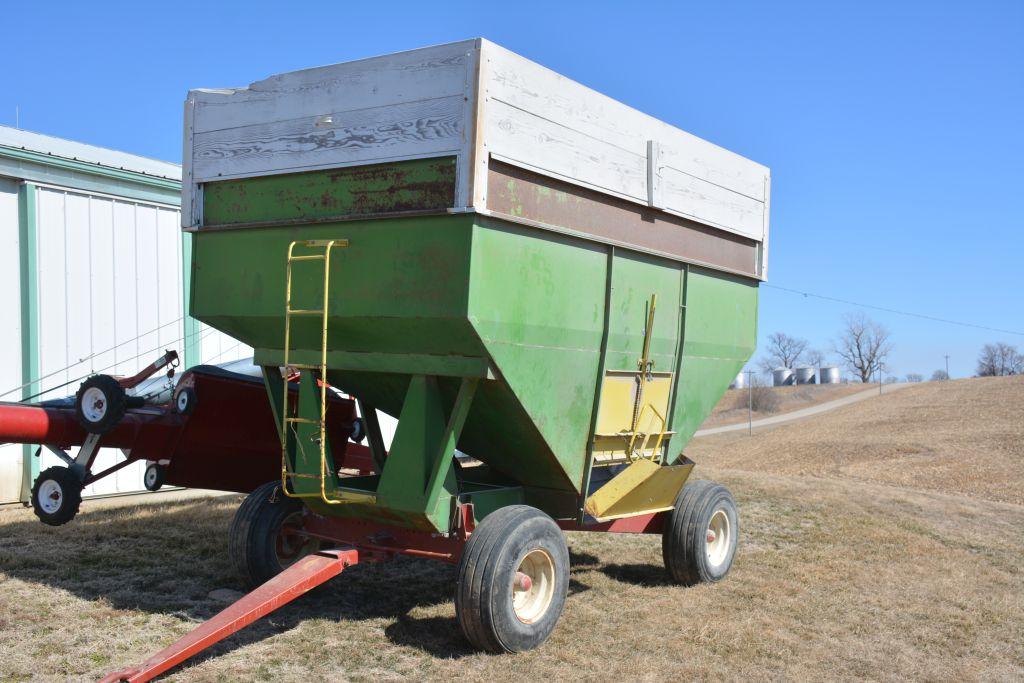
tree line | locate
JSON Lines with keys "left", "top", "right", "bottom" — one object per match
{"left": 756, "top": 314, "right": 1022, "bottom": 382}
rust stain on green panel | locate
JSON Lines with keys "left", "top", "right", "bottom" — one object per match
{"left": 202, "top": 156, "right": 457, "bottom": 226}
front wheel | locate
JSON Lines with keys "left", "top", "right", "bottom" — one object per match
{"left": 455, "top": 505, "right": 569, "bottom": 653}
{"left": 31, "top": 466, "right": 84, "bottom": 526}
{"left": 229, "top": 481, "right": 321, "bottom": 589}
{"left": 662, "top": 480, "right": 739, "bottom": 585}
{"left": 143, "top": 463, "right": 166, "bottom": 492}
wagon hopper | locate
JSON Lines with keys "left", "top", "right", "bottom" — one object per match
{"left": 104, "top": 39, "right": 770, "bottom": 680}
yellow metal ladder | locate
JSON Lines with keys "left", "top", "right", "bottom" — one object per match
{"left": 280, "top": 239, "right": 365, "bottom": 505}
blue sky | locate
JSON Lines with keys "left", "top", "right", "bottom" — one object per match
{"left": 3, "top": 1, "right": 1021, "bottom": 379}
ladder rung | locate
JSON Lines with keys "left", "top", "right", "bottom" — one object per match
{"left": 288, "top": 363, "right": 325, "bottom": 370}
{"left": 289, "top": 254, "right": 326, "bottom": 262}
{"left": 285, "top": 417, "right": 322, "bottom": 425}
{"left": 287, "top": 309, "right": 325, "bottom": 316}
{"left": 283, "top": 472, "right": 320, "bottom": 479}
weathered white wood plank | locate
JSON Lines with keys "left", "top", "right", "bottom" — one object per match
{"left": 482, "top": 39, "right": 766, "bottom": 203}
{"left": 192, "top": 95, "right": 466, "bottom": 181}
{"left": 485, "top": 99, "right": 647, "bottom": 202}
{"left": 659, "top": 167, "right": 765, "bottom": 239}
{"left": 191, "top": 41, "right": 476, "bottom": 134}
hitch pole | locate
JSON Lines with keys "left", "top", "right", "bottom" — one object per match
{"left": 100, "top": 548, "right": 358, "bottom": 683}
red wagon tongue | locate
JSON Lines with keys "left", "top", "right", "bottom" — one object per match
{"left": 100, "top": 549, "right": 360, "bottom": 683}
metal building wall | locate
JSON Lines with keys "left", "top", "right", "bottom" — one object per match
{"left": 0, "top": 178, "right": 22, "bottom": 504}
{"left": 34, "top": 188, "right": 184, "bottom": 496}
{"left": 0, "top": 127, "right": 253, "bottom": 505}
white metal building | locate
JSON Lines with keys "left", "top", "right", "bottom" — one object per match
{"left": 0, "top": 126, "right": 250, "bottom": 504}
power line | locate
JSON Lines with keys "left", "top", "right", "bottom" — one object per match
{"left": 763, "top": 284, "right": 1024, "bottom": 338}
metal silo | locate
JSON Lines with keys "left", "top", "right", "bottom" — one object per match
{"left": 730, "top": 371, "right": 747, "bottom": 390}
{"left": 773, "top": 368, "right": 795, "bottom": 386}
{"left": 819, "top": 366, "right": 841, "bottom": 384}
{"left": 794, "top": 366, "right": 816, "bottom": 385}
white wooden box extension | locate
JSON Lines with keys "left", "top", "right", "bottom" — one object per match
{"left": 183, "top": 38, "right": 770, "bottom": 279}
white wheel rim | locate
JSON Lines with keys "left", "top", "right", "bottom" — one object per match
{"left": 176, "top": 392, "right": 189, "bottom": 412}
{"left": 38, "top": 480, "right": 63, "bottom": 514}
{"left": 706, "top": 509, "right": 731, "bottom": 568}
{"left": 81, "top": 387, "right": 108, "bottom": 423}
{"left": 512, "top": 549, "right": 556, "bottom": 624}
{"left": 145, "top": 467, "right": 159, "bottom": 488}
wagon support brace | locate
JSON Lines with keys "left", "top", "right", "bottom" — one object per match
{"left": 100, "top": 548, "right": 360, "bottom": 683}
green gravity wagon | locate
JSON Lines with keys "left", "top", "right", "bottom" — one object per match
{"left": 105, "top": 39, "right": 770, "bottom": 680}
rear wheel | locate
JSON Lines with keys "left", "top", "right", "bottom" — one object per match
{"left": 662, "top": 479, "right": 739, "bottom": 585}
{"left": 31, "top": 466, "right": 84, "bottom": 526}
{"left": 455, "top": 505, "right": 569, "bottom": 653}
{"left": 229, "top": 481, "right": 320, "bottom": 589}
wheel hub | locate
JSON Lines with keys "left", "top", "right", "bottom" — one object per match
{"left": 512, "top": 549, "right": 555, "bottom": 624}
{"left": 275, "top": 511, "right": 318, "bottom": 567}
{"left": 705, "top": 509, "right": 731, "bottom": 568}
{"left": 81, "top": 387, "right": 108, "bottom": 423}
{"left": 38, "top": 480, "right": 63, "bottom": 514}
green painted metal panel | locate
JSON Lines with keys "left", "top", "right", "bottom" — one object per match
{"left": 665, "top": 267, "right": 758, "bottom": 461}
{"left": 193, "top": 166, "right": 759, "bottom": 528}
{"left": 467, "top": 219, "right": 607, "bottom": 491}
{"left": 18, "top": 183, "right": 39, "bottom": 502}
{"left": 201, "top": 157, "right": 456, "bottom": 227}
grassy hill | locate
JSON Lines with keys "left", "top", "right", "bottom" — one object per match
{"left": 690, "top": 375, "right": 1024, "bottom": 505}
{"left": 0, "top": 377, "right": 1021, "bottom": 680}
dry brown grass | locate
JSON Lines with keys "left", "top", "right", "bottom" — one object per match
{"left": 1, "top": 376, "right": 1022, "bottom": 681}
{"left": 690, "top": 375, "right": 1024, "bottom": 505}
{"left": 704, "top": 383, "right": 868, "bottom": 427}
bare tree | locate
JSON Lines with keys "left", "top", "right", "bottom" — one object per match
{"left": 758, "top": 332, "right": 809, "bottom": 373}
{"left": 976, "top": 342, "right": 1023, "bottom": 376}
{"left": 833, "top": 313, "right": 893, "bottom": 383}
{"left": 930, "top": 369, "right": 949, "bottom": 381}
{"left": 905, "top": 373, "right": 923, "bottom": 383}
{"left": 805, "top": 348, "right": 826, "bottom": 367}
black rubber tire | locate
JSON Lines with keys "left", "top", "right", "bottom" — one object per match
{"left": 662, "top": 479, "right": 739, "bottom": 586}
{"left": 175, "top": 387, "right": 197, "bottom": 415}
{"left": 143, "top": 463, "right": 166, "bottom": 492}
{"left": 74, "top": 374, "right": 127, "bottom": 434}
{"left": 31, "top": 466, "right": 84, "bottom": 526}
{"left": 229, "top": 481, "right": 310, "bottom": 589}
{"left": 455, "top": 505, "right": 569, "bottom": 653}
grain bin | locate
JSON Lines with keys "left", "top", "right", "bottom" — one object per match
{"left": 819, "top": 366, "right": 841, "bottom": 384}
{"left": 731, "top": 371, "right": 747, "bottom": 389}
{"left": 107, "top": 39, "right": 772, "bottom": 676}
{"left": 773, "top": 367, "right": 795, "bottom": 386}
{"left": 794, "top": 366, "right": 816, "bottom": 385}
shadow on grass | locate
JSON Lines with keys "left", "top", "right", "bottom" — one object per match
{"left": 0, "top": 498, "right": 464, "bottom": 666}
{"left": 599, "top": 563, "right": 672, "bottom": 586}
{"left": 0, "top": 497, "right": 656, "bottom": 671}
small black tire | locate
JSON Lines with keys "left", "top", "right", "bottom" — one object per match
{"left": 662, "top": 479, "right": 739, "bottom": 586}
{"left": 175, "top": 387, "right": 197, "bottom": 415}
{"left": 455, "top": 505, "right": 569, "bottom": 653}
{"left": 350, "top": 418, "right": 365, "bottom": 443}
{"left": 229, "top": 481, "right": 318, "bottom": 589}
{"left": 31, "top": 466, "right": 84, "bottom": 526}
{"left": 74, "top": 375, "right": 127, "bottom": 434}
{"left": 143, "top": 463, "right": 166, "bottom": 492}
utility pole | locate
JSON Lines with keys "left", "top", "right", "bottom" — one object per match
{"left": 746, "top": 370, "right": 753, "bottom": 436}
{"left": 878, "top": 362, "right": 883, "bottom": 395}
{"left": 944, "top": 354, "right": 950, "bottom": 380}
